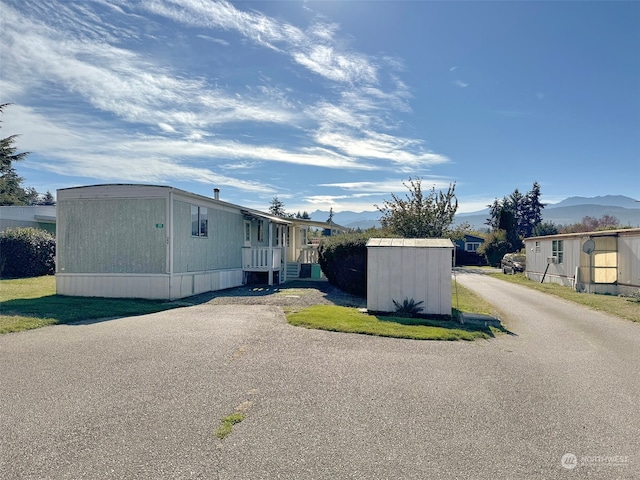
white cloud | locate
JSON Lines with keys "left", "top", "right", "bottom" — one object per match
{"left": 318, "top": 178, "right": 454, "bottom": 193}
{"left": 196, "top": 34, "right": 230, "bottom": 46}
{"left": 453, "top": 80, "right": 468, "bottom": 88}
{"left": 1, "top": 0, "right": 453, "bottom": 203}
{"left": 158, "top": 123, "right": 177, "bottom": 133}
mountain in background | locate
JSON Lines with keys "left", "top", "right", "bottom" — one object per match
{"left": 309, "top": 195, "right": 640, "bottom": 231}
{"left": 308, "top": 209, "right": 381, "bottom": 230}
{"left": 455, "top": 195, "right": 640, "bottom": 230}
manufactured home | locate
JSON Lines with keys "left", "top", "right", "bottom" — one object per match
{"left": 0, "top": 205, "right": 56, "bottom": 234}
{"left": 524, "top": 228, "right": 640, "bottom": 296}
{"left": 56, "top": 184, "right": 342, "bottom": 300}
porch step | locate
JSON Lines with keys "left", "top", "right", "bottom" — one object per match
{"left": 286, "top": 262, "right": 300, "bottom": 279}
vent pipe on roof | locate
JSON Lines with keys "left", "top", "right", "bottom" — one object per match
{"left": 214, "top": 188, "right": 220, "bottom": 200}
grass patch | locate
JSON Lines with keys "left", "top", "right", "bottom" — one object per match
{"left": 1, "top": 276, "right": 183, "bottom": 334}
{"left": 452, "top": 278, "right": 496, "bottom": 318}
{"left": 215, "top": 400, "right": 252, "bottom": 440}
{"left": 287, "top": 305, "right": 494, "bottom": 341}
{"left": 215, "top": 412, "right": 246, "bottom": 440}
{"left": 488, "top": 272, "right": 640, "bottom": 322}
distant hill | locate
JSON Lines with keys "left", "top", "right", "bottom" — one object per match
{"left": 311, "top": 195, "right": 640, "bottom": 231}
{"left": 454, "top": 195, "right": 640, "bottom": 230}
{"left": 309, "top": 209, "right": 380, "bottom": 230}
{"left": 548, "top": 195, "right": 639, "bottom": 209}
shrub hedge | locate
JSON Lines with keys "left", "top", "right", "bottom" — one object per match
{"left": 0, "top": 227, "right": 56, "bottom": 278}
{"left": 318, "top": 233, "right": 373, "bottom": 297}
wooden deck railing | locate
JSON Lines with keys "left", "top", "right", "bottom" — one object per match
{"left": 242, "top": 247, "right": 282, "bottom": 271}
{"left": 297, "top": 246, "right": 319, "bottom": 264}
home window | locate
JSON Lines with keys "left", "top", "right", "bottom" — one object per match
{"left": 552, "top": 240, "right": 563, "bottom": 263}
{"left": 535, "top": 241, "right": 541, "bottom": 253}
{"left": 300, "top": 227, "right": 308, "bottom": 246}
{"left": 257, "top": 220, "right": 264, "bottom": 242}
{"left": 465, "top": 242, "right": 480, "bottom": 252}
{"left": 191, "top": 205, "right": 208, "bottom": 237}
{"left": 244, "top": 220, "right": 251, "bottom": 247}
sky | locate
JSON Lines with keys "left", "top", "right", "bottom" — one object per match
{"left": 1, "top": 0, "right": 639, "bottom": 215}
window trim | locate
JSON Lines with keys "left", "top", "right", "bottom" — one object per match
{"left": 552, "top": 239, "right": 563, "bottom": 264}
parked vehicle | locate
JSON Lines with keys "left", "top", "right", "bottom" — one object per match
{"left": 501, "top": 253, "right": 526, "bottom": 274}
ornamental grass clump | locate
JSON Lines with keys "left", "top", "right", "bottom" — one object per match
{"left": 392, "top": 297, "right": 424, "bottom": 317}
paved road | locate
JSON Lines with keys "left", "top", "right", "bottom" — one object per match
{"left": 1, "top": 274, "right": 639, "bottom": 479}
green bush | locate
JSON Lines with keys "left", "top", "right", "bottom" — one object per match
{"left": 0, "top": 227, "right": 56, "bottom": 278}
{"left": 318, "top": 233, "right": 373, "bottom": 297}
{"left": 477, "top": 229, "right": 512, "bottom": 267}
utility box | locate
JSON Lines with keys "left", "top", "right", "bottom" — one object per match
{"left": 366, "top": 238, "right": 454, "bottom": 315}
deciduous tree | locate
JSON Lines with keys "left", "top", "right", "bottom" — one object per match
{"left": 376, "top": 178, "right": 458, "bottom": 238}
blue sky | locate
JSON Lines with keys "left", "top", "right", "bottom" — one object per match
{"left": 1, "top": 0, "right": 638, "bottom": 214}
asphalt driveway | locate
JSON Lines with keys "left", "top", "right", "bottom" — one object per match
{"left": 1, "top": 274, "right": 639, "bottom": 479}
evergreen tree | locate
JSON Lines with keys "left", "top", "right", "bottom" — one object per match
{"left": 532, "top": 221, "right": 558, "bottom": 237}
{"left": 0, "top": 103, "right": 34, "bottom": 206}
{"left": 38, "top": 190, "right": 56, "bottom": 205}
{"left": 486, "top": 198, "right": 502, "bottom": 230}
{"left": 521, "top": 181, "right": 544, "bottom": 237}
{"left": 268, "top": 196, "right": 286, "bottom": 217}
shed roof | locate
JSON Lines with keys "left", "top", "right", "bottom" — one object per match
{"left": 366, "top": 238, "right": 454, "bottom": 248}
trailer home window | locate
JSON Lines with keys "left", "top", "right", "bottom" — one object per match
{"left": 191, "top": 205, "right": 208, "bottom": 237}
{"left": 552, "top": 240, "right": 563, "bottom": 263}
{"left": 465, "top": 242, "right": 480, "bottom": 252}
{"left": 257, "top": 220, "right": 264, "bottom": 242}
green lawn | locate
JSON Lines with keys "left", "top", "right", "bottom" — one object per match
{"left": 286, "top": 280, "right": 504, "bottom": 341}
{"left": 287, "top": 305, "right": 499, "bottom": 341}
{"left": 488, "top": 272, "right": 640, "bottom": 322}
{"left": 0, "top": 276, "right": 182, "bottom": 334}
{"left": 2, "top": 275, "right": 502, "bottom": 340}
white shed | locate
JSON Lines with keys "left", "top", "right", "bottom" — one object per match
{"left": 366, "top": 238, "right": 454, "bottom": 316}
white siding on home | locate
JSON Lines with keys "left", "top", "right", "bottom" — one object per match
{"left": 171, "top": 198, "right": 244, "bottom": 273}
{"left": 618, "top": 233, "right": 640, "bottom": 291}
{"left": 367, "top": 238, "right": 453, "bottom": 315}
{"left": 56, "top": 197, "right": 167, "bottom": 274}
{"left": 56, "top": 184, "right": 249, "bottom": 300}
{"left": 56, "top": 274, "right": 171, "bottom": 299}
{"left": 525, "top": 229, "right": 640, "bottom": 295}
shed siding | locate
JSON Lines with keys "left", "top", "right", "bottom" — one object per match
{"left": 172, "top": 200, "right": 243, "bottom": 273}
{"left": 367, "top": 241, "right": 452, "bottom": 315}
{"left": 618, "top": 234, "right": 640, "bottom": 290}
{"left": 57, "top": 198, "right": 166, "bottom": 274}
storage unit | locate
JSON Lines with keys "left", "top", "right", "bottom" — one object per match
{"left": 366, "top": 238, "right": 454, "bottom": 315}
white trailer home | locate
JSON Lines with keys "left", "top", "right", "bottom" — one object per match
{"left": 56, "top": 184, "right": 337, "bottom": 300}
{"left": 0, "top": 205, "right": 56, "bottom": 234}
{"left": 524, "top": 228, "right": 640, "bottom": 295}
{"left": 366, "top": 238, "right": 454, "bottom": 316}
